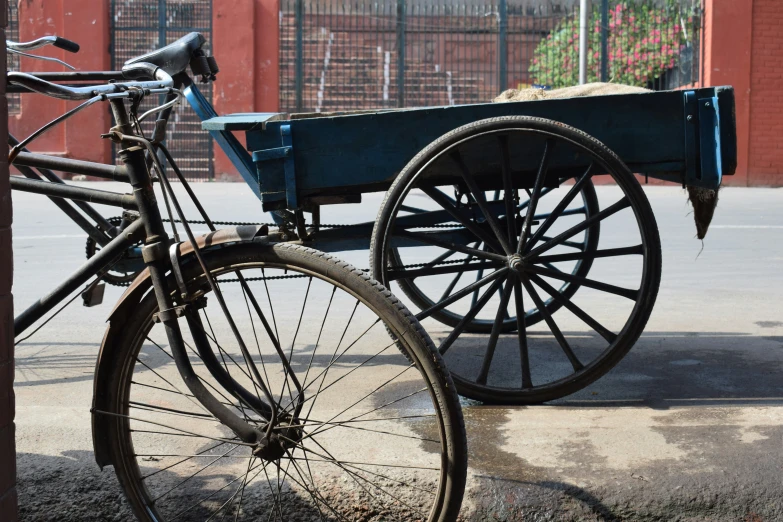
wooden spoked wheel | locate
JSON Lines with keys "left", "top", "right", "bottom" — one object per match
{"left": 371, "top": 116, "right": 662, "bottom": 404}
{"left": 386, "top": 184, "right": 601, "bottom": 333}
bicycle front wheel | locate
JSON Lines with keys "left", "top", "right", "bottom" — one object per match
{"left": 99, "top": 242, "right": 467, "bottom": 521}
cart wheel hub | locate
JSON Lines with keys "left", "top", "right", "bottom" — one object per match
{"left": 508, "top": 254, "right": 525, "bottom": 274}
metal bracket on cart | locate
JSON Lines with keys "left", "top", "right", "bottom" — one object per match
{"left": 253, "top": 124, "right": 297, "bottom": 209}
{"left": 683, "top": 90, "right": 723, "bottom": 189}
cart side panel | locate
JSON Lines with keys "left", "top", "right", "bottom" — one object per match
{"left": 238, "top": 87, "right": 735, "bottom": 209}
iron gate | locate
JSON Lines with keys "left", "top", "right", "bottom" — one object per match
{"left": 110, "top": 0, "right": 214, "bottom": 181}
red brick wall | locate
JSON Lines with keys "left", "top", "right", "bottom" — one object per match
{"left": 747, "top": 0, "right": 783, "bottom": 186}
{"left": 0, "top": 0, "right": 18, "bottom": 517}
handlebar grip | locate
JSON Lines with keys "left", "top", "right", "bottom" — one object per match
{"left": 53, "top": 37, "right": 80, "bottom": 53}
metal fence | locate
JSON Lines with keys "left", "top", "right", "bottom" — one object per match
{"left": 280, "top": 0, "right": 702, "bottom": 113}
{"left": 110, "top": 0, "right": 214, "bottom": 181}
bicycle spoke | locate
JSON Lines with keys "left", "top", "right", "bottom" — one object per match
{"left": 278, "top": 276, "right": 312, "bottom": 404}
{"left": 93, "top": 409, "right": 254, "bottom": 447}
{"left": 303, "top": 385, "right": 426, "bottom": 442}
{"left": 274, "top": 452, "right": 348, "bottom": 522}
{"left": 261, "top": 464, "right": 283, "bottom": 522}
{"left": 289, "top": 440, "right": 430, "bottom": 519}
{"left": 129, "top": 401, "right": 216, "bottom": 421}
{"left": 139, "top": 440, "right": 231, "bottom": 481}
{"left": 241, "top": 282, "right": 273, "bottom": 398}
{"left": 206, "top": 458, "right": 251, "bottom": 522}
{"left": 302, "top": 364, "right": 417, "bottom": 441}
{"left": 341, "top": 461, "right": 437, "bottom": 495}
{"left": 147, "top": 334, "right": 260, "bottom": 418}
{"left": 302, "top": 417, "right": 441, "bottom": 443}
{"left": 299, "top": 300, "right": 363, "bottom": 420}
{"left": 283, "top": 340, "right": 396, "bottom": 414}
{"left": 203, "top": 309, "right": 259, "bottom": 420}
{"left": 300, "top": 286, "right": 336, "bottom": 392}
{"left": 150, "top": 444, "right": 244, "bottom": 503}
{"left": 169, "top": 459, "right": 271, "bottom": 522}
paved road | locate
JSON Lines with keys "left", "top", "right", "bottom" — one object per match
{"left": 10, "top": 183, "right": 783, "bottom": 521}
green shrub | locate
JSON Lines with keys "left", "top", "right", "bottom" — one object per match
{"left": 529, "top": 1, "right": 699, "bottom": 88}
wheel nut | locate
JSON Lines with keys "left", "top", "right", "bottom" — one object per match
{"left": 508, "top": 255, "right": 524, "bottom": 273}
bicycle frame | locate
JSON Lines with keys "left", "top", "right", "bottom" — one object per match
{"left": 11, "top": 92, "right": 275, "bottom": 443}
{"left": 8, "top": 70, "right": 261, "bottom": 338}
{"left": 9, "top": 71, "right": 263, "bottom": 247}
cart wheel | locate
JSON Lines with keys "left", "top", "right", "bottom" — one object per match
{"left": 371, "top": 116, "right": 661, "bottom": 404}
{"left": 387, "top": 183, "right": 600, "bottom": 333}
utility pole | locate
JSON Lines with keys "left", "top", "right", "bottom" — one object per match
{"left": 579, "top": 0, "right": 590, "bottom": 84}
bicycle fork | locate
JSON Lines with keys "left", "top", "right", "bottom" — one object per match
{"left": 110, "top": 98, "right": 264, "bottom": 445}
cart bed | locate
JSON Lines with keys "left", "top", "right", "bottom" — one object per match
{"left": 204, "top": 86, "right": 736, "bottom": 211}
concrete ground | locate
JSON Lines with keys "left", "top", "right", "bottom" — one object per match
{"left": 10, "top": 183, "right": 783, "bottom": 521}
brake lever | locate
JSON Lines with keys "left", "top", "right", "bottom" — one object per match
{"left": 7, "top": 48, "right": 76, "bottom": 70}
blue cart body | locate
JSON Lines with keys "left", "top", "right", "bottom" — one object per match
{"left": 200, "top": 86, "right": 736, "bottom": 212}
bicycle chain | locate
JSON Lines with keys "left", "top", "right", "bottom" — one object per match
{"left": 162, "top": 218, "right": 459, "bottom": 229}
{"left": 90, "top": 217, "right": 483, "bottom": 284}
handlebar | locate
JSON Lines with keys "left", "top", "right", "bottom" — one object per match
{"left": 7, "top": 36, "right": 80, "bottom": 53}
{"left": 7, "top": 64, "right": 174, "bottom": 101}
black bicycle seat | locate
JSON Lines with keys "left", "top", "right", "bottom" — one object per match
{"left": 124, "top": 32, "right": 205, "bottom": 76}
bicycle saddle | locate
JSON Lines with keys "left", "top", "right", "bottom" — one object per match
{"left": 124, "top": 32, "right": 205, "bottom": 76}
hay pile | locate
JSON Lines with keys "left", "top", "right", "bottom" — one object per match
{"left": 493, "top": 82, "right": 719, "bottom": 239}
{"left": 494, "top": 82, "right": 651, "bottom": 102}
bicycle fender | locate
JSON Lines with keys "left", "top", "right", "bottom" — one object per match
{"left": 91, "top": 225, "right": 267, "bottom": 468}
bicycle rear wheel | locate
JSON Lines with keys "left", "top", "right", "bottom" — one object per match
{"left": 99, "top": 242, "right": 466, "bottom": 521}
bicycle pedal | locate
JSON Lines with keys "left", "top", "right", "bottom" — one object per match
{"left": 82, "top": 283, "right": 106, "bottom": 308}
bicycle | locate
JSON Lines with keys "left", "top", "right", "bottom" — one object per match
{"left": 8, "top": 34, "right": 467, "bottom": 521}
